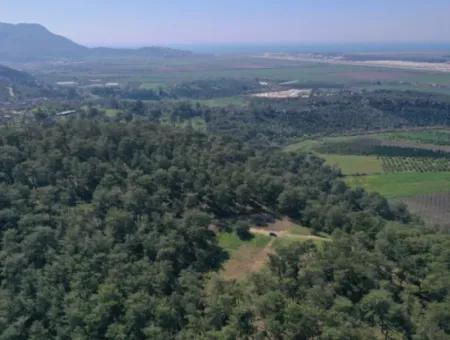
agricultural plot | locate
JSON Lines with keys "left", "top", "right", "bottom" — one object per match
{"left": 346, "top": 172, "right": 450, "bottom": 198}
{"left": 380, "top": 156, "right": 450, "bottom": 173}
{"left": 287, "top": 129, "right": 450, "bottom": 226}
{"left": 386, "top": 129, "right": 450, "bottom": 146}
{"left": 322, "top": 154, "right": 383, "bottom": 175}
{"left": 400, "top": 192, "right": 450, "bottom": 227}
{"left": 32, "top": 54, "right": 450, "bottom": 96}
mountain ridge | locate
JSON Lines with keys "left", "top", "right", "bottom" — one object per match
{"left": 0, "top": 22, "right": 192, "bottom": 62}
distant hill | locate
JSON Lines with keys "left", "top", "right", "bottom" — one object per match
{"left": 0, "top": 22, "right": 191, "bottom": 62}
{"left": 0, "top": 23, "right": 88, "bottom": 62}
{"left": 0, "top": 64, "right": 56, "bottom": 101}
{"left": 0, "top": 64, "right": 35, "bottom": 84}
{"left": 89, "top": 47, "right": 192, "bottom": 59}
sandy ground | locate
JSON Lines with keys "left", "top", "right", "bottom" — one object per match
{"left": 252, "top": 88, "right": 311, "bottom": 99}
{"left": 260, "top": 53, "right": 450, "bottom": 73}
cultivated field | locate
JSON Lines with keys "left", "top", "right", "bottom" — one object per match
{"left": 346, "top": 172, "right": 450, "bottom": 198}
{"left": 400, "top": 192, "right": 450, "bottom": 227}
{"left": 286, "top": 129, "right": 450, "bottom": 226}
{"left": 29, "top": 54, "right": 450, "bottom": 96}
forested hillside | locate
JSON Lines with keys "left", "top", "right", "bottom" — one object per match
{"left": 0, "top": 65, "right": 41, "bottom": 101}
{"left": 0, "top": 117, "right": 448, "bottom": 339}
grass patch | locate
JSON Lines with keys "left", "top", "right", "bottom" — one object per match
{"left": 386, "top": 129, "right": 450, "bottom": 146}
{"left": 219, "top": 223, "right": 330, "bottom": 280}
{"left": 284, "top": 138, "right": 321, "bottom": 153}
{"left": 104, "top": 108, "right": 121, "bottom": 117}
{"left": 346, "top": 172, "right": 450, "bottom": 198}
{"left": 273, "top": 234, "right": 330, "bottom": 249}
{"left": 322, "top": 154, "right": 384, "bottom": 175}
{"left": 218, "top": 232, "right": 271, "bottom": 252}
{"left": 288, "top": 225, "right": 314, "bottom": 236}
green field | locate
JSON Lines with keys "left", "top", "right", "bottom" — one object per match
{"left": 38, "top": 55, "right": 450, "bottom": 96}
{"left": 287, "top": 129, "right": 450, "bottom": 200}
{"left": 286, "top": 135, "right": 384, "bottom": 175}
{"left": 346, "top": 172, "right": 450, "bottom": 198}
{"left": 131, "top": 64, "right": 450, "bottom": 95}
{"left": 323, "top": 154, "right": 383, "bottom": 175}
{"left": 218, "top": 232, "right": 271, "bottom": 252}
{"left": 386, "top": 129, "right": 450, "bottom": 146}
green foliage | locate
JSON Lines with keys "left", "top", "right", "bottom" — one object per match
{"left": 1, "top": 84, "right": 449, "bottom": 339}
{"left": 198, "top": 225, "right": 450, "bottom": 339}
{"left": 0, "top": 118, "right": 407, "bottom": 338}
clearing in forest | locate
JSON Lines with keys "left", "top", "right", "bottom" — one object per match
{"left": 219, "top": 218, "right": 330, "bottom": 280}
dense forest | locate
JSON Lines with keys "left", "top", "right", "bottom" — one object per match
{"left": 204, "top": 91, "right": 450, "bottom": 143}
{"left": 0, "top": 116, "right": 448, "bottom": 339}
{"left": 95, "top": 90, "right": 450, "bottom": 145}
{"left": 91, "top": 78, "right": 263, "bottom": 101}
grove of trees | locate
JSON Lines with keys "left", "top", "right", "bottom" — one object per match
{"left": 1, "top": 87, "right": 450, "bottom": 339}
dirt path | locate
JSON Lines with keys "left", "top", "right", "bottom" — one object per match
{"left": 250, "top": 227, "right": 328, "bottom": 242}
{"left": 7, "top": 87, "right": 14, "bottom": 98}
{"left": 221, "top": 241, "right": 274, "bottom": 281}
{"left": 249, "top": 238, "right": 275, "bottom": 273}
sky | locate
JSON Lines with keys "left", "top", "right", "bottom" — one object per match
{"left": 0, "top": 0, "right": 449, "bottom": 47}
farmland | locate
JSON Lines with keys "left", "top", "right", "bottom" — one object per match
{"left": 346, "top": 172, "right": 450, "bottom": 198}
{"left": 286, "top": 128, "right": 450, "bottom": 225}
{"left": 27, "top": 54, "right": 450, "bottom": 97}
{"left": 400, "top": 192, "right": 450, "bottom": 227}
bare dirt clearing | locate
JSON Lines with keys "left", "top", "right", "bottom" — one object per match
{"left": 220, "top": 218, "right": 330, "bottom": 280}
{"left": 221, "top": 239, "right": 275, "bottom": 281}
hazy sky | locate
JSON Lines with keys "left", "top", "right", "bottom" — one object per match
{"left": 1, "top": 0, "right": 449, "bottom": 47}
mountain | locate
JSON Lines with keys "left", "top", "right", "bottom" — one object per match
{"left": 0, "top": 22, "right": 191, "bottom": 62}
{"left": 0, "top": 23, "right": 88, "bottom": 62}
